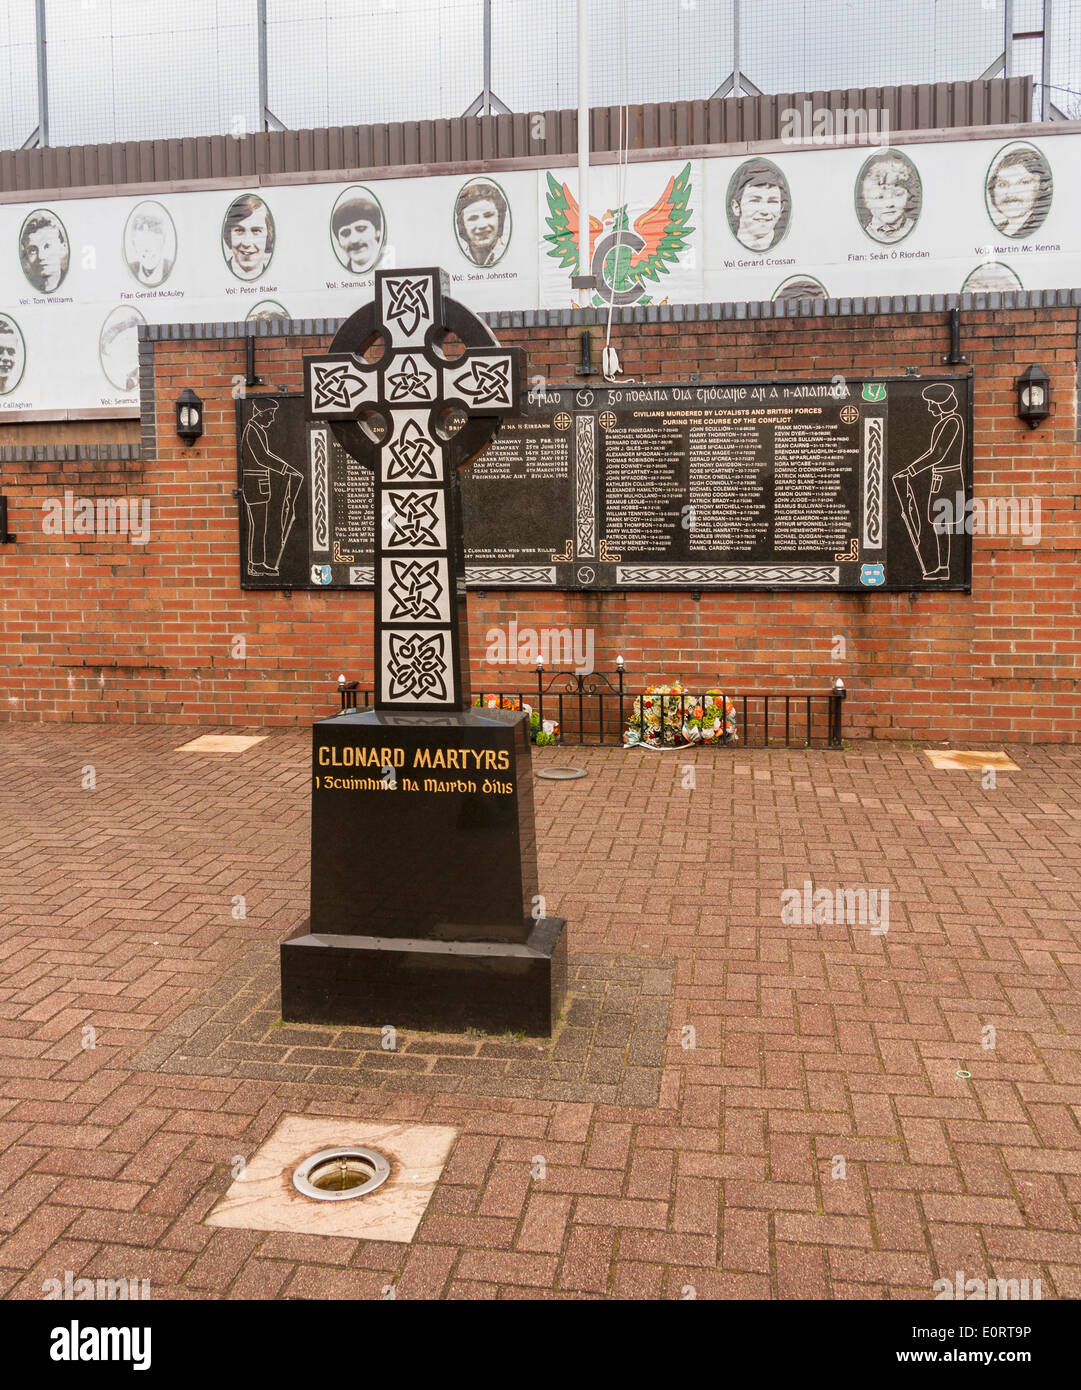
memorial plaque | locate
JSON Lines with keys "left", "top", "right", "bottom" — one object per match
{"left": 240, "top": 375, "right": 971, "bottom": 593}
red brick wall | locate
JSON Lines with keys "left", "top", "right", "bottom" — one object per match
{"left": 1, "top": 307, "right": 1077, "bottom": 741}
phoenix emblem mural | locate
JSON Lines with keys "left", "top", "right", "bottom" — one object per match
{"left": 544, "top": 163, "right": 694, "bottom": 307}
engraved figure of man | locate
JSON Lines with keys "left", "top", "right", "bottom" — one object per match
{"left": 892, "top": 383, "right": 965, "bottom": 580}
{"left": 242, "top": 399, "right": 303, "bottom": 577}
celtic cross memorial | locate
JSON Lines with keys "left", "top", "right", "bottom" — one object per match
{"left": 281, "top": 269, "right": 567, "bottom": 1035}
{"left": 305, "top": 267, "right": 518, "bottom": 710}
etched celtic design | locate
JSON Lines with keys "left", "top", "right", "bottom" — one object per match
{"left": 450, "top": 357, "right": 512, "bottom": 407}
{"left": 311, "top": 359, "right": 372, "bottom": 412}
{"left": 387, "top": 417, "right": 438, "bottom": 480}
{"left": 833, "top": 538, "right": 859, "bottom": 563}
{"left": 465, "top": 566, "right": 557, "bottom": 585}
{"left": 617, "top": 565, "right": 840, "bottom": 585}
{"left": 306, "top": 266, "right": 521, "bottom": 710}
{"left": 386, "top": 354, "right": 435, "bottom": 402}
{"left": 384, "top": 277, "right": 431, "bottom": 338}
{"left": 387, "top": 558, "right": 444, "bottom": 620}
{"left": 863, "top": 416, "right": 884, "bottom": 550}
{"left": 387, "top": 631, "right": 448, "bottom": 701}
{"left": 385, "top": 490, "right": 441, "bottom": 549}
{"left": 575, "top": 415, "right": 596, "bottom": 559}
{"left": 309, "top": 429, "right": 330, "bottom": 551}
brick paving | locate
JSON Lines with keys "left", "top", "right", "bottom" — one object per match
{"left": 0, "top": 725, "right": 1079, "bottom": 1300}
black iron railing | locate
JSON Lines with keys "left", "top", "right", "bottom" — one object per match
{"left": 336, "top": 670, "right": 847, "bottom": 749}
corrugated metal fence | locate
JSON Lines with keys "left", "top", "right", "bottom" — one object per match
{"left": 0, "top": 77, "right": 1033, "bottom": 196}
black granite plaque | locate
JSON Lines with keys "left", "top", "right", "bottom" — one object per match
{"left": 283, "top": 705, "right": 565, "bottom": 1034}
{"left": 308, "top": 707, "right": 537, "bottom": 943}
{"left": 240, "top": 375, "right": 972, "bottom": 593}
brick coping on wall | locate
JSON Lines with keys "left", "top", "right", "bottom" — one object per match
{"left": 137, "top": 286, "right": 1081, "bottom": 343}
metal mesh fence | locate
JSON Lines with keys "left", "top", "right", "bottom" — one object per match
{"left": 490, "top": 0, "right": 734, "bottom": 112}
{"left": 1047, "top": 0, "right": 1081, "bottom": 114}
{"left": 44, "top": 0, "right": 260, "bottom": 146}
{"left": 265, "top": 0, "right": 480, "bottom": 129}
{"left": 0, "top": 0, "right": 1075, "bottom": 152}
{"left": 0, "top": 3, "right": 38, "bottom": 152}
{"left": 741, "top": 1, "right": 1006, "bottom": 94}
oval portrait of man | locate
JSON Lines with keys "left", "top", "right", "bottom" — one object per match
{"left": 855, "top": 149, "right": 921, "bottom": 245}
{"left": 99, "top": 305, "right": 146, "bottom": 393}
{"left": 454, "top": 178, "right": 512, "bottom": 267}
{"left": 330, "top": 186, "right": 385, "bottom": 274}
{"left": 772, "top": 275, "right": 827, "bottom": 302}
{"left": 123, "top": 200, "right": 177, "bottom": 287}
{"left": 961, "top": 261, "right": 1023, "bottom": 294}
{"left": 19, "top": 208, "right": 70, "bottom": 293}
{"left": 222, "top": 194, "right": 275, "bottom": 280}
{"left": 984, "top": 142, "right": 1052, "bottom": 240}
{"left": 0, "top": 314, "right": 26, "bottom": 396}
{"left": 246, "top": 300, "right": 291, "bottom": 324}
{"left": 726, "top": 159, "right": 790, "bottom": 253}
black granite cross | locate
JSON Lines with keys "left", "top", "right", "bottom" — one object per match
{"left": 304, "top": 268, "right": 520, "bottom": 712}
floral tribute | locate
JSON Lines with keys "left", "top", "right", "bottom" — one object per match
{"left": 473, "top": 695, "right": 560, "bottom": 745}
{"left": 624, "top": 683, "right": 738, "bottom": 748}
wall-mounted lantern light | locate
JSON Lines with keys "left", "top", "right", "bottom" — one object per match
{"left": 1015, "top": 365, "right": 1050, "bottom": 429}
{"left": 176, "top": 388, "right": 204, "bottom": 446}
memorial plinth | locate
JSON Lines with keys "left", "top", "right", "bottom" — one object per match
{"left": 282, "top": 708, "right": 565, "bottom": 1034}
{"left": 279, "top": 267, "right": 566, "bottom": 1035}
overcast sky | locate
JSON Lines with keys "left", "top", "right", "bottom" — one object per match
{"left": 0, "top": 0, "right": 1076, "bottom": 150}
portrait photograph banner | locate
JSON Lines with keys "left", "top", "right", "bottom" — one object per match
{"left": 0, "top": 128, "right": 1078, "bottom": 416}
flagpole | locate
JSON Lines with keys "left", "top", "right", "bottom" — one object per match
{"left": 573, "top": 0, "right": 596, "bottom": 291}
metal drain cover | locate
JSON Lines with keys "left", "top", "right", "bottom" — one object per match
{"left": 293, "top": 1146, "right": 391, "bottom": 1202}
{"left": 536, "top": 767, "right": 588, "bottom": 780}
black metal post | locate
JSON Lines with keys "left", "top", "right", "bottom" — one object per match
{"left": 576, "top": 330, "right": 593, "bottom": 376}
{"left": 245, "top": 334, "right": 263, "bottom": 387}
{"left": 829, "top": 682, "right": 847, "bottom": 748}
{"left": 943, "top": 306, "right": 968, "bottom": 365}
